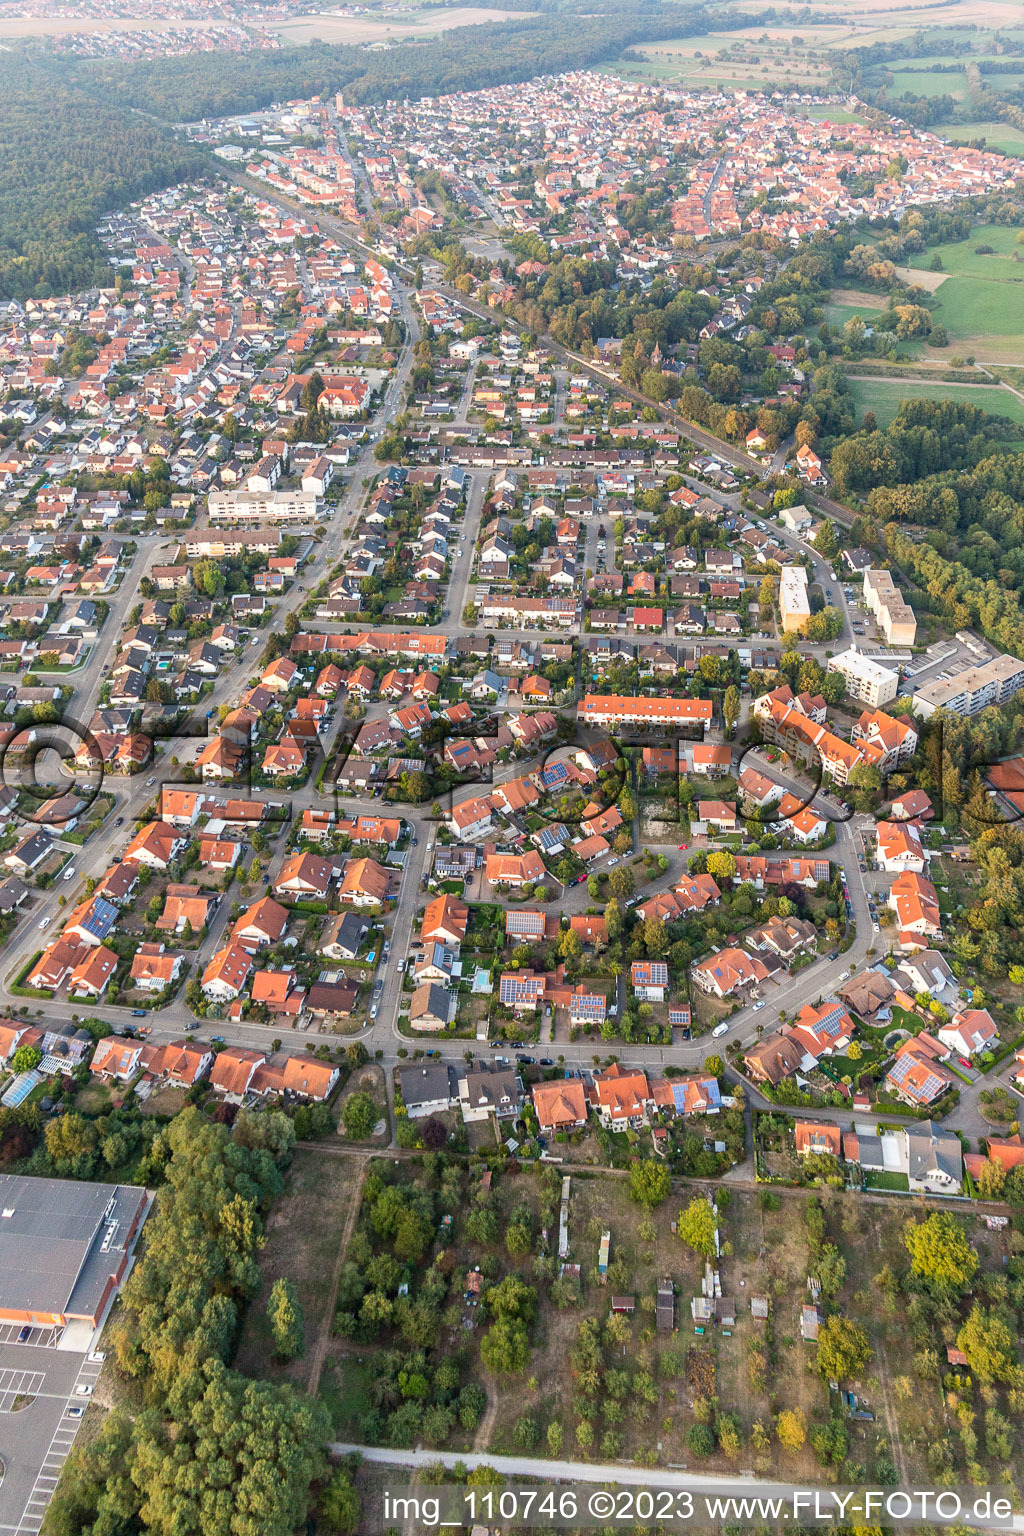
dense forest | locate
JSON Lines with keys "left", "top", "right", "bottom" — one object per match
{"left": 61, "top": 5, "right": 765, "bottom": 121}
{"left": 45, "top": 1108, "right": 339, "bottom": 1536}
{"left": 0, "top": 54, "right": 204, "bottom": 301}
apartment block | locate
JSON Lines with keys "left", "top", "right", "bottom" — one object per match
{"left": 827, "top": 647, "right": 899, "bottom": 707}
{"left": 779, "top": 566, "right": 810, "bottom": 634}
{"left": 915, "top": 653, "right": 1024, "bottom": 719}
{"left": 863, "top": 569, "right": 917, "bottom": 647}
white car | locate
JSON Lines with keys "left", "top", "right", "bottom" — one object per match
{"left": 711, "top": 1021, "right": 729, "bottom": 1038}
{"left": 38, "top": 916, "right": 50, "bottom": 931}
{"left": 370, "top": 1004, "right": 378, "bottom": 1019}
{"left": 75, "top": 1384, "right": 93, "bottom": 1397}
{"left": 63, "top": 867, "right": 76, "bottom": 882}
{"left": 753, "top": 1000, "right": 766, "bottom": 1011}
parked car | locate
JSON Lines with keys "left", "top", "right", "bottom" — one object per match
{"left": 711, "top": 1021, "right": 729, "bottom": 1038}
{"left": 38, "top": 916, "right": 50, "bottom": 931}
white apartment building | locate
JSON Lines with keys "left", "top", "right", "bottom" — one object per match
{"left": 207, "top": 489, "right": 320, "bottom": 526}
{"left": 827, "top": 647, "right": 899, "bottom": 708}
{"left": 863, "top": 568, "right": 917, "bottom": 647}
{"left": 915, "top": 653, "right": 1024, "bottom": 719}
{"left": 779, "top": 565, "right": 810, "bottom": 634}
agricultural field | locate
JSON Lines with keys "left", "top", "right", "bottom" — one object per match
{"left": 258, "top": 1152, "right": 1023, "bottom": 1489}
{"left": 272, "top": 5, "right": 518, "bottom": 45}
{"left": 938, "top": 119, "right": 1024, "bottom": 155}
{"left": 849, "top": 376, "right": 1024, "bottom": 431}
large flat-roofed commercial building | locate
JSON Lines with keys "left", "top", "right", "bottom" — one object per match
{"left": 827, "top": 647, "right": 899, "bottom": 708}
{"left": 915, "top": 654, "right": 1024, "bottom": 719}
{"left": 0, "top": 1175, "right": 148, "bottom": 1328}
{"left": 863, "top": 569, "right": 917, "bottom": 647}
{"left": 779, "top": 566, "right": 810, "bottom": 634}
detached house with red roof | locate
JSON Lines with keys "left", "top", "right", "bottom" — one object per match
{"left": 876, "top": 819, "right": 926, "bottom": 874}
{"left": 692, "top": 947, "right": 769, "bottom": 999}
{"left": 202, "top": 942, "right": 254, "bottom": 1002}
{"left": 590, "top": 1064, "right": 652, "bottom": 1129}
{"left": 938, "top": 1008, "right": 999, "bottom": 1060}
{"left": 631, "top": 960, "right": 668, "bottom": 1001}
{"left": 124, "top": 820, "right": 189, "bottom": 871}
{"left": 885, "top": 1034, "right": 955, "bottom": 1107}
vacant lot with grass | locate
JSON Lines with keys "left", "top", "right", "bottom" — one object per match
{"left": 849, "top": 375, "right": 1024, "bottom": 430}
{"left": 235, "top": 1145, "right": 365, "bottom": 1390}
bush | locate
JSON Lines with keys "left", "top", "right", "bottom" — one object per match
{"left": 686, "top": 1423, "right": 715, "bottom": 1456}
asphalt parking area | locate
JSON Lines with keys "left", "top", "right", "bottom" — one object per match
{"left": 0, "top": 1340, "right": 100, "bottom": 1536}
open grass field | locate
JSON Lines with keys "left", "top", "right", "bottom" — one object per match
{"left": 235, "top": 1145, "right": 366, "bottom": 1390}
{"left": 929, "top": 274, "right": 1024, "bottom": 360}
{"left": 888, "top": 67, "right": 970, "bottom": 98}
{"left": 826, "top": 301, "right": 884, "bottom": 328}
{"left": 937, "top": 119, "right": 1024, "bottom": 154}
{"left": 849, "top": 375, "right": 1024, "bottom": 428}
{"left": 894, "top": 225, "right": 1024, "bottom": 359}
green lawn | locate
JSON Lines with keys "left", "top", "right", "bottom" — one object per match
{"left": 909, "top": 223, "right": 1024, "bottom": 281}
{"left": 862, "top": 1170, "right": 910, "bottom": 1192}
{"left": 936, "top": 118, "right": 1024, "bottom": 155}
{"left": 888, "top": 67, "right": 968, "bottom": 99}
{"left": 826, "top": 301, "right": 883, "bottom": 327}
{"left": 849, "top": 376, "right": 1024, "bottom": 431}
{"left": 904, "top": 223, "right": 1024, "bottom": 357}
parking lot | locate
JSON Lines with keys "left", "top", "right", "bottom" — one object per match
{"left": 0, "top": 1335, "right": 102, "bottom": 1536}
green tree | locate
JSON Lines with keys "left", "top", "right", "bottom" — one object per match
{"left": 904, "top": 1212, "right": 978, "bottom": 1294}
{"left": 956, "top": 1305, "right": 1018, "bottom": 1382}
{"left": 131, "top": 1358, "right": 327, "bottom": 1536}
{"left": 320, "top": 1467, "right": 360, "bottom": 1534}
{"left": 479, "top": 1317, "right": 529, "bottom": 1375}
{"left": 341, "top": 1092, "right": 379, "bottom": 1140}
{"left": 267, "top": 1277, "right": 305, "bottom": 1361}
{"left": 815, "top": 1316, "right": 871, "bottom": 1382}
{"left": 687, "top": 1423, "right": 714, "bottom": 1456}
{"left": 677, "top": 1196, "right": 716, "bottom": 1259}
{"left": 723, "top": 685, "right": 740, "bottom": 737}
{"left": 628, "top": 1159, "right": 671, "bottom": 1209}
{"left": 12, "top": 1044, "right": 41, "bottom": 1072}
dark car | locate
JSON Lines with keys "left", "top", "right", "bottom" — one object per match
{"left": 539, "top": 1058, "right": 554, "bottom": 1066}
{"left": 511, "top": 1041, "right": 524, "bottom": 1049}
{"left": 517, "top": 1054, "right": 535, "bottom": 1064}
{"left": 131, "top": 1009, "right": 146, "bottom": 1017}
{"left": 17, "top": 1326, "right": 30, "bottom": 1342}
